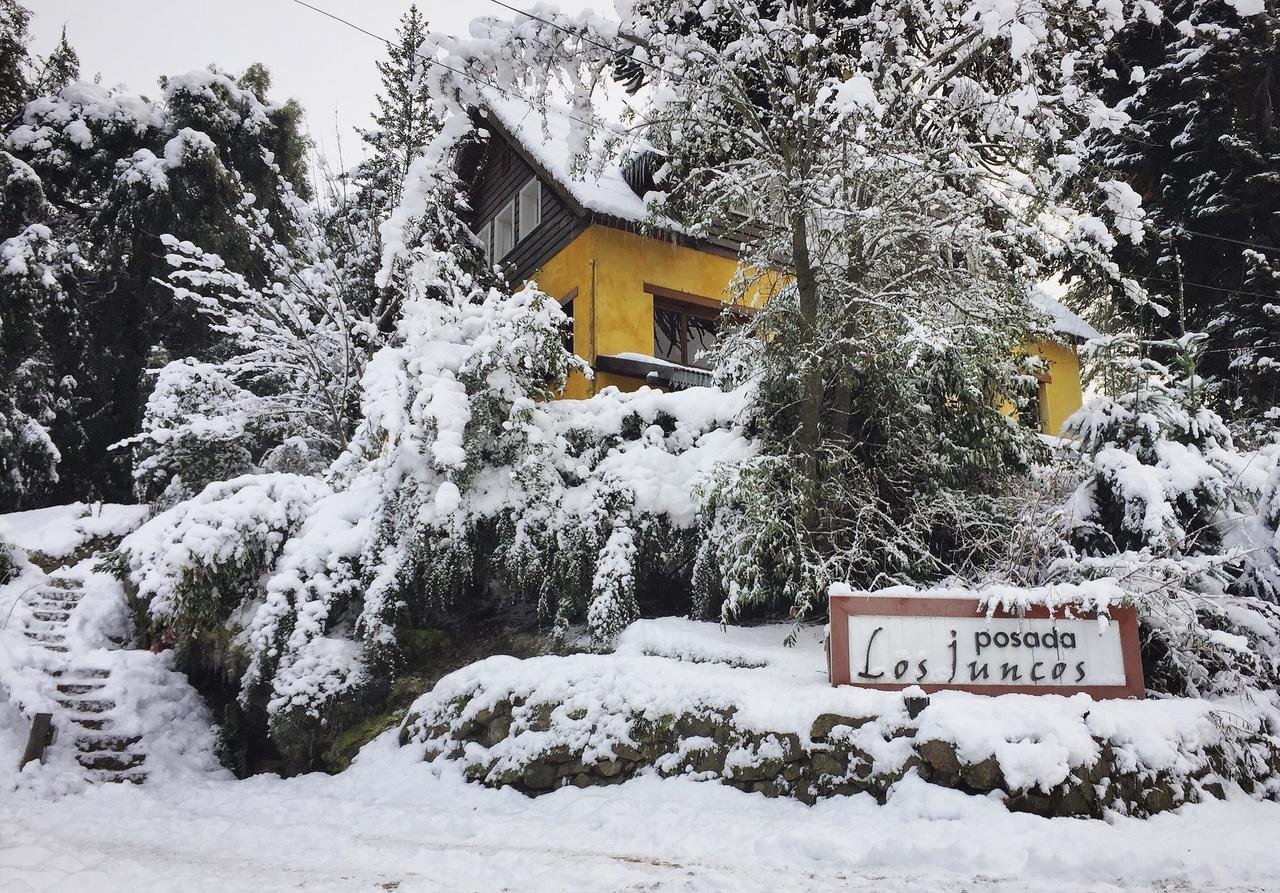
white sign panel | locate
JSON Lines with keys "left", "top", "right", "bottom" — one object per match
{"left": 846, "top": 614, "right": 1127, "bottom": 688}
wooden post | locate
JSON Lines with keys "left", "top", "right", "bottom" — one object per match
{"left": 19, "top": 713, "right": 53, "bottom": 770}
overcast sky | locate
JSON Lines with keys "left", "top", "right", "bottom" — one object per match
{"left": 29, "top": 0, "right": 597, "bottom": 166}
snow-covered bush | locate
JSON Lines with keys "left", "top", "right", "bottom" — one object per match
{"left": 120, "top": 473, "right": 330, "bottom": 653}
{"left": 122, "top": 360, "right": 259, "bottom": 507}
{"left": 1040, "top": 335, "right": 1280, "bottom": 697}
{"left": 0, "top": 524, "right": 20, "bottom": 584}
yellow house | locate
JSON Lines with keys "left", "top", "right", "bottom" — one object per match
{"left": 464, "top": 99, "right": 1098, "bottom": 436}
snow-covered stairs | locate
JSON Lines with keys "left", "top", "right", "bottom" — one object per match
{"left": 21, "top": 576, "right": 149, "bottom": 784}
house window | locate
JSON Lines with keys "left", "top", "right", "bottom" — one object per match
{"left": 477, "top": 222, "right": 492, "bottom": 266}
{"left": 562, "top": 297, "right": 575, "bottom": 354}
{"left": 493, "top": 199, "right": 515, "bottom": 260}
{"left": 519, "top": 178, "right": 541, "bottom": 240}
{"left": 653, "top": 298, "right": 721, "bottom": 369}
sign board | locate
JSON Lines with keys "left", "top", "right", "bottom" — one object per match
{"left": 829, "top": 594, "right": 1144, "bottom": 698}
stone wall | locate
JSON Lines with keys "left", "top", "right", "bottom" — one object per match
{"left": 401, "top": 695, "right": 1280, "bottom": 818}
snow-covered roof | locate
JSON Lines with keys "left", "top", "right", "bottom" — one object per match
{"left": 481, "top": 96, "right": 1101, "bottom": 344}
{"left": 481, "top": 96, "right": 662, "bottom": 225}
{"left": 1029, "top": 290, "right": 1102, "bottom": 342}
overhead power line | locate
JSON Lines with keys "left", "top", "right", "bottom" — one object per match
{"left": 284, "top": 0, "right": 600, "bottom": 130}
{"left": 1172, "top": 226, "right": 1280, "bottom": 255}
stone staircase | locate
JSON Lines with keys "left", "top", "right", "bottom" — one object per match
{"left": 18, "top": 576, "right": 148, "bottom": 784}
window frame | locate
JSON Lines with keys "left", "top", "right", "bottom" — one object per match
{"left": 493, "top": 198, "right": 516, "bottom": 260}
{"left": 477, "top": 222, "right": 492, "bottom": 266}
{"left": 646, "top": 283, "right": 753, "bottom": 369}
{"left": 653, "top": 296, "right": 722, "bottom": 368}
{"left": 518, "top": 178, "right": 541, "bottom": 241}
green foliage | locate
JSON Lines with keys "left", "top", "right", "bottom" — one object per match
{"left": 1, "top": 63, "right": 312, "bottom": 506}
{"left": 1087, "top": 0, "right": 1280, "bottom": 435}
{"left": 359, "top": 4, "right": 438, "bottom": 209}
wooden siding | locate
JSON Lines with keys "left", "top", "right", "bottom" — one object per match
{"left": 466, "top": 129, "right": 586, "bottom": 285}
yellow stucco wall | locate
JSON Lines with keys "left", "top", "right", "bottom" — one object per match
{"left": 1028, "top": 341, "right": 1085, "bottom": 436}
{"left": 525, "top": 224, "right": 748, "bottom": 398}
{"left": 524, "top": 223, "right": 1085, "bottom": 425}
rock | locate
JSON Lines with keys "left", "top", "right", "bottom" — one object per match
{"left": 691, "top": 747, "right": 726, "bottom": 774}
{"left": 398, "top": 712, "right": 420, "bottom": 746}
{"left": 775, "top": 732, "right": 803, "bottom": 762}
{"left": 752, "top": 780, "right": 783, "bottom": 798}
{"left": 484, "top": 714, "right": 513, "bottom": 747}
{"left": 918, "top": 740, "right": 961, "bottom": 783}
{"left": 613, "top": 740, "right": 644, "bottom": 762}
{"left": 1005, "top": 789, "right": 1055, "bottom": 818}
{"left": 1142, "top": 781, "right": 1176, "bottom": 815}
{"left": 904, "top": 695, "right": 930, "bottom": 719}
{"left": 596, "top": 759, "right": 624, "bottom": 778}
{"left": 526, "top": 702, "right": 555, "bottom": 733}
{"left": 809, "top": 750, "right": 848, "bottom": 778}
{"left": 522, "top": 761, "right": 558, "bottom": 790}
{"left": 961, "top": 756, "right": 1003, "bottom": 792}
{"left": 1203, "top": 781, "right": 1226, "bottom": 800}
{"left": 810, "top": 713, "right": 871, "bottom": 741}
{"left": 675, "top": 714, "right": 717, "bottom": 739}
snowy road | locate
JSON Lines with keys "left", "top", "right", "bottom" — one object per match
{"left": 4, "top": 734, "right": 1280, "bottom": 892}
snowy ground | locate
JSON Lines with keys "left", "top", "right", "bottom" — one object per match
{"left": 4, "top": 734, "right": 1280, "bottom": 892}
{"left": 4, "top": 507, "right": 1280, "bottom": 891}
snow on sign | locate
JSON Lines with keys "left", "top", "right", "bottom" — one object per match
{"left": 829, "top": 592, "right": 1145, "bottom": 698}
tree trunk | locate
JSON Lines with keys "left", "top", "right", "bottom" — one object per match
{"left": 791, "top": 208, "right": 823, "bottom": 516}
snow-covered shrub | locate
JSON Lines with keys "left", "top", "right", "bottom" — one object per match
{"left": 1043, "top": 335, "right": 1280, "bottom": 697}
{"left": 120, "top": 472, "right": 329, "bottom": 652}
{"left": 0, "top": 524, "right": 19, "bottom": 584}
{"left": 121, "top": 360, "right": 258, "bottom": 507}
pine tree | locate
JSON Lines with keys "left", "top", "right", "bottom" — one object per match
{"left": 34, "top": 26, "right": 79, "bottom": 94}
{"left": 0, "top": 0, "right": 33, "bottom": 124}
{"left": 1089, "top": 0, "right": 1280, "bottom": 436}
{"left": 2, "top": 64, "right": 313, "bottom": 506}
{"left": 359, "top": 5, "right": 438, "bottom": 210}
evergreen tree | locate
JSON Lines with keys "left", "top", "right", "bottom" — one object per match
{"left": 438, "top": 0, "right": 1158, "bottom": 622}
{"left": 1088, "top": 0, "right": 1279, "bottom": 436}
{"left": 34, "top": 26, "right": 79, "bottom": 94}
{"left": 0, "top": 0, "right": 33, "bottom": 124}
{"left": 359, "top": 5, "right": 438, "bottom": 210}
{"left": 1, "top": 64, "right": 312, "bottom": 507}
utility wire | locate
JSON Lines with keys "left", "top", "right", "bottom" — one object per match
{"left": 284, "top": 0, "right": 600, "bottom": 131}
{"left": 1141, "top": 274, "right": 1280, "bottom": 303}
{"left": 1172, "top": 225, "right": 1280, "bottom": 255}
{"left": 288, "top": 0, "right": 1280, "bottom": 312}
{"left": 484, "top": 0, "right": 692, "bottom": 87}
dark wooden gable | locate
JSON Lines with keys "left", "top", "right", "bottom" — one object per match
{"left": 462, "top": 119, "right": 586, "bottom": 285}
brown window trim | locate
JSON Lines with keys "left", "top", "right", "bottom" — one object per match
{"left": 643, "top": 282, "right": 756, "bottom": 317}
{"left": 559, "top": 287, "right": 578, "bottom": 307}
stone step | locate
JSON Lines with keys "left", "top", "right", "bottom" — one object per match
{"left": 34, "top": 643, "right": 68, "bottom": 653}
{"left": 69, "top": 717, "right": 110, "bottom": 731}
{"left": 57, "top": 682, "right": 105, "bottom": 696}
{"left": 45, "top": 579, "right": 82, "bottom": 591}
{"left": 76, "top": 751, "right": 146, "bottom": 772}
{"left": 29, "top": 603, "right": 79, "bottom": 616}
{"left": 75, "top": 734, "right": 141, "bottom": 753}
{"left": 63, "top": 665, "right": 108, "bottom": 680}
{"left": 45, "top": 668, "right": 110, "bottom": 680}
{"left": 31, "top": 609, "right": 71, "bottom": 622}
{"left": 57, "top": 698, "right": 114, "bottom": 714}
{"left": 84, "top": 769, "right": 146, "bottom": 785}
{"left": 23, "top": 630, "right": 65, "bottom": 643}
